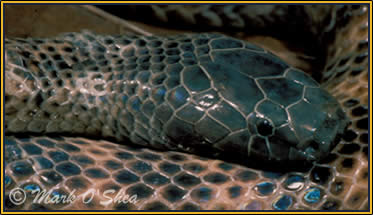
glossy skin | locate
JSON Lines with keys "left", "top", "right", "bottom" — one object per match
{"left": 4, "top": 5, "right": 369, "bottom": 211}
{"left": 5, "top": 32, "right": 348, "bottom": 164}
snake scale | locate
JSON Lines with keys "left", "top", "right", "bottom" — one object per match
{"left": 4, "top": 5, "right": 370, "bottom": 210}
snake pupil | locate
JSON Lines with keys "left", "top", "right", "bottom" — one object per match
{"left": 257, "top": 119, "right": 273, "bottom": 136}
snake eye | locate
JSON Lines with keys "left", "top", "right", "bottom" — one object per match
{"left": 256, "top": 119, "right": 274, "bottom": 136}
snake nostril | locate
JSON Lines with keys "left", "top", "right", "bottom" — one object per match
{"left": 303, "top": 140, "right": 320, "bottom": 160}
{"left": 309, "top": 140, "right": 320, "bottom": 151}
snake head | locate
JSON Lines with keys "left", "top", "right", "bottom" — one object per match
{"left": 196, "top": 42, "right": 349, "bottom": 164}
{"left": 243, "top": 69, "right": 350, "bottom": 163}
{"left": 246, "top": 87, "right": 350, "bottom": 163}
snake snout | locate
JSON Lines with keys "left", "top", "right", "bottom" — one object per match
{"left": 288, "top": 101, "right": 350, "bottom": 162}
{"left": 250, "top": 94, "right": 350, "bottom": 164}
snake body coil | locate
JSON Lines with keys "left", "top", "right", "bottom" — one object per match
{"left": 5, "top": 32, "right": 348, "bottom": 163}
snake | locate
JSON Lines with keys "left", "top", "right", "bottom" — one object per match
{"left": 4, "top": 5, "right": 369, "bottom": 210}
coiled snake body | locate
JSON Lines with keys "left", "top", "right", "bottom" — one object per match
{"left": 4, "top": 5, "right": 369, "bottom": 210}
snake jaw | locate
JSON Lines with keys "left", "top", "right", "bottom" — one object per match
{"left": 289, "top": 147, "right": 317, "bottom": 162}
